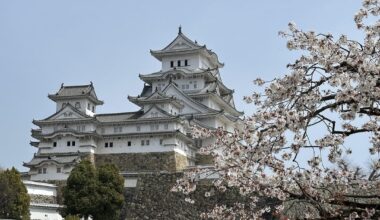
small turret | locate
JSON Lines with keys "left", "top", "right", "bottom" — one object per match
{"left": 48, "top": 83, "right": 103, "bottom": 116}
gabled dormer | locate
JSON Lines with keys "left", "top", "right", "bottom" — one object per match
{"left": 150, "top": 27, "right": 224, "bottom": 71}
{"left": 48, "top": 83, "right": 103, "bottom": 116}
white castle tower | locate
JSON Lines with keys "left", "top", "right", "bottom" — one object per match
{"left": 24, "top": 28, "right": 242, "bottom": 181}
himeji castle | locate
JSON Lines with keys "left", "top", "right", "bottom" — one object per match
{"left": 24, "top": 28, "right": 243, "bottom": 181}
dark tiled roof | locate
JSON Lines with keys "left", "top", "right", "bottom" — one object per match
{"left": 24, "top": 155, "right": 80, "bottom": 167}
{"left": 95, "top": 111, "right": 144, "bottom": 122}
{"left": 48, "top": 83, "right": 103, "bottom": 104}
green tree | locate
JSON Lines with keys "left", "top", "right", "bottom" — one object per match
{"left": 63, "top": 160, "right": 100, "bottom": 219}
{"left": 63, "top": 160, "right": 125, "bottom": 220}
{"left": 0, "top": 168, "right": 30, "bottom": 220}
{"left": 93, "top": 164, "right": 124, "bottom": 220}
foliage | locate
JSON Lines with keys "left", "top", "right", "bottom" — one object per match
{"left": 0, "top": 168, "right": 30, "bottom": 220}
{"left": 65, "top": 214, "right": 80, "bottom": 220}
{"left": 176, "top": 0, "right": 380, "bottom": 219}
{"left": 62, "top": 160, "right": 124, "bottom": 220}
{"left": 94, "top": 164, "right": 125, "bottom": 220}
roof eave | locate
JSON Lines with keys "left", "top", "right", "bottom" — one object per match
{"left": 150, "top": 48, "right": 202, "bottom": 61}
{"left": 47, "top": 94, "right": 104, "bottom": 105}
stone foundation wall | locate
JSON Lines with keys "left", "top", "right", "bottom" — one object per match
{"left": 122, "top": 173, "right": 275, "bottom": 220}
{"left": 50, "top": 172, "right": 276, "bottom": 220}
{"left": 195, "top": 153, "right": 214, "bottom": 165}
{"left": 29, "top": 194, "right": 57, "bottom": 204}
{"left": 94, "top": 152, "right": 189, "bottom": 172}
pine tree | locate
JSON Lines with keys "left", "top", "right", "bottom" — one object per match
{"left": 0, "top": 168, "right": 30, "bottom": 220}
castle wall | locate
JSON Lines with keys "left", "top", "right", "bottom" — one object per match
{"left": 122, "top": 173, "right": 266, "bottom": 220}
{"left": 94, "top": 151, "right": 189, "bottom": 172}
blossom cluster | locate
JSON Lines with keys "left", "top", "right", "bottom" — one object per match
{"left": 176, "top": 0, "right": 380, "bottom": 219}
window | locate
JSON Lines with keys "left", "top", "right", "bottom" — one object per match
{"left": 72, "top": 141, "right": 75, "bottom": 146}
{"left": 136, "top": 125, "right": 141, "bottom": 131}
{"left": 75, "top": 102, "right": 81, "bottom": 109}
{"left": 185, "top": 59, "right": 188, "bottom": 66}
{"left": 57, "top": 167, "right": 61, "bottom": 173}
{"left": 127, "top": 141, "right": 131, "bottom": 146}
{"left": 77, "top": 125, "right": 85, "bottom": 132}
{"left": 87, "top": 103, "right": 91, "bottom": 110}
{"left": 177, "top": 60, "right": 181, "bottom": 67}
{"left": 193, "top": 81, "right": 198, "bottom": 89}
{"left": 109, "top": 142, "right": 113, "bottom": 147}
{"left": 150, "top": 124, "right": 159, "bottom": 131}
{"left": 182, "top": 84, "right": 189, "bottom": 90}
{"left": 114, "top": 126, "right": 123, "bottom": 133}
{"left": 170, "top": 61, "right": 174, "bottom": 67}
{"left": 146, "top": 140, "right": 150, "bottom": 145}
{"left": 92, "top": 106, "right": 95, "bottom": 112}
{"left": 53, "top": 142, "right": 57, "bottom": 147}
{"left": 43, "top": 168, "right": 47, "bottom": 174}
{"left": 38, "top": 168, "right": 42, "bottom": 174}
{"left": 105, "top": 142, "right": 108, "bottom": 148}
{"left": 160, "top": 139, "right": 163, "bottom": 145}
{"left": 67, "top": 141, "right": 71, "bottom": 147}
{"left": 141, "top": 140, "right": 145, "bottom": 146}
{"left": 164, "top": 124, "right": 169, "bottom": 130}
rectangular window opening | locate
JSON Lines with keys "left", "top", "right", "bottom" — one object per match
{"left": 53, "top": 142, "right": 57, "bottom": 147}
{"left": 127, "top": 141, "right": 131, "bottom": 146}
{"left": 67, "top": 141, "right": 71, "bottom": 147}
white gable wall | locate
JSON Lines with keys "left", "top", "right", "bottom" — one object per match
{"left": 30, "top": 164, "right": 70, "bottom": 181}
{"left": 56, "top": 99, "right": 97, "bottom": 116}
{"left": 161, "top": 54, "right": 200, "bottom": 71}
{"left": 164, "top": 86, "right": 203, "bottom": 114}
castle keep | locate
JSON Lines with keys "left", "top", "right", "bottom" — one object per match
{"left": 24, "top": 28, "right": 242, "bottom": 182}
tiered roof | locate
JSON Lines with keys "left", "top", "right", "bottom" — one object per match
{"left": 150, "top": 27, "right": 224, "bottom": 68}
{"left": 48, "top": 83, "right": 104, "bottom": 105}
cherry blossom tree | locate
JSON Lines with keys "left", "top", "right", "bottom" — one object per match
{"left": 175, "top": 0, "right": 380, "bottom": 219}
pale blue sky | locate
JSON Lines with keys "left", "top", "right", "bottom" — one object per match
{"left": 0, "top": 1, "right": 365, "bottom": 171}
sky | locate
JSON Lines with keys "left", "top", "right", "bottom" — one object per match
{"left": 0, "top": 0, "right": 367, "bottom": 171}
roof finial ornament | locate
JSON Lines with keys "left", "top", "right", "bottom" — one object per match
{"left": 61, "top": 83, "right": 64, "bottom": 88}
{"left": 178, "top": 25, "right": 182, "bottom": 34}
